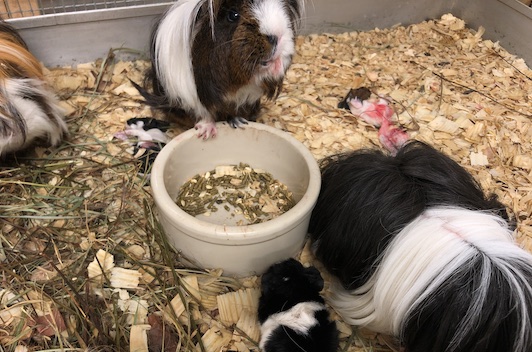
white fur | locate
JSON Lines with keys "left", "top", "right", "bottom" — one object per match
{"left": 252, "top": 0, "right": 295, "bottom": 79}
{"left": 328, "top": 207, "right": 532, "bottom": 350}
{"left": 0, "top": 78, "right": 67, "bottom": 155}
{"left": 154, "top": 0, "right": 212, "bottom": 120}
{"left": 259, "top": 301, "right": 325, "bottom": 350}
{"left": 156, "top": 0, "right": 298, "bottom": 110}
{"left": 224, "top": 82, "right": 264, "bottom": 111}
{"left": 115, "top": 120, "right": 170, "bottom": 145}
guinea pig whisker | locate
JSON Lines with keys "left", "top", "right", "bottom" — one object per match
{"left": 281, "top": 325, "right": 309, "bottom": 352}
{"left": 247, "top": 52, "right": 265, "bottom": 71}
{"left": 218, "top": 37, "right": 247, "bottom": 47}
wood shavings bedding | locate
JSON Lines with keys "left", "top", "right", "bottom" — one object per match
{"left": 1, "top": 13, "right": 531, "bottom": 351}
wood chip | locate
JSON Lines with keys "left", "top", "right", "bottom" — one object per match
{"left": 216, "top": 288, "right": 260, "bottom": 326}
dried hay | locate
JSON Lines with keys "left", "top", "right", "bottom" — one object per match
{"left": 1, "top": 13, "right": 531, "bottom": 352}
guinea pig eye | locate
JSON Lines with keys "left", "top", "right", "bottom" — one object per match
{"left": 282, "top": 276, "right": 290, "bottom": 282}
{"left": 226, "top": 9, "right": 240, "bottom": 22}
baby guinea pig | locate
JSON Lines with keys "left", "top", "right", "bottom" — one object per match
{"left": 135, "top": 0, "right": 303, "bottom": 139}
{"left": 258, "top": 258, "right": 339, "bottom": 352}
{"left": 0, "top": 22, "right": 67, "bottom": 156}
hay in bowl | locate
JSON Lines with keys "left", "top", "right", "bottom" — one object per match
{"left": 176, "top": 162, "right": 297, "bottom": 225}
{"left": 150, "top": 122, "right": 321, "bottom": 277}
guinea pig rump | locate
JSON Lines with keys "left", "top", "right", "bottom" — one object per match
{"left": 0, "top": 22, "right": 67, "bottom": 155}
{"left": 308, "top": 141, "right": 510, "bottom": 290}
{"left": 309, "top": 141, "right": 532, "bottom": 352}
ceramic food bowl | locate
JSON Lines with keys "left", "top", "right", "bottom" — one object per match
{"left": 150, "top": 122, "right": 321, "bottom": 277}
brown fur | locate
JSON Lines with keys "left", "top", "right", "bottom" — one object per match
{"left": 191, "top": 0, "right": 286, "bottom": 120}
{"left": 0, "top": 23, "right": 44, "bottom": 138}
{"left": 0, "top": 27, "right": 44, "bottom": 81}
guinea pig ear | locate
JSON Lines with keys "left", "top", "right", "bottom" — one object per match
{"left": 304, "top": 266, "right": 324, "bottom": 292}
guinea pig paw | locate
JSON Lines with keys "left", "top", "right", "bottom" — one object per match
{"left": 227, "top": 117, "right": 249, "bottom": 129}
{"left": 195, "top": 121, "right": 218, "bottom": 140}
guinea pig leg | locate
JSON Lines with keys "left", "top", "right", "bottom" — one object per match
{"left": 227, "top": 116, "right": 248, "bottom": 129}
{"left": 194, "top": 119, "right": 217, "bottom": 139}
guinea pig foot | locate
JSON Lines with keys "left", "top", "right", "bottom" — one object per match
{"left": 378, "top": 121, "right": 409, "bottom": 155}
{"left": 227, "top": 117, "right": 249, "bottom": 129}
{"left": 194, "top": 121, "right": 218, "bottom": 139}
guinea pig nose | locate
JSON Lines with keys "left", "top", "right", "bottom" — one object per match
{"left": 266, "top": 35, "right": 278, "bottom": 47}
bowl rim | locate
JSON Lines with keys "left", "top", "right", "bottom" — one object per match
{"left": 150, "top": 122, "right": 321, "bottom": 245}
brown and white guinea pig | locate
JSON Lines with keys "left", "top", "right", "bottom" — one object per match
{"left": 0, "top": 22, "right": 67, "bottom": 156}
{"left": 308, "top": 140, "right": 532, "bottom": 352}
{"left": 258, "top": 258, "right": 339, "bottom": 352}
{"left": 134, "top": 0, "right": 303, "bottom": 139}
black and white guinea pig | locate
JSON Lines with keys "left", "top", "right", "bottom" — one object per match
{"left": 309, "top": 140, "right": 532, "bottom": 352}
{"left": 135, "top": 0, "right": 303, "bottom": 139}
{"left": 258, "top": 258, "right": 339, "bottom": 352}
{"left": 0, "top": 22, "right": 67, "bottom": 156}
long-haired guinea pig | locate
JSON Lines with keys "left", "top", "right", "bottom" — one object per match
{"left": 133, "top": 0, "right": 303, "bottom": 139}
{"left": 258, "top": 258, "right": 339, "bottom": 352}
{"left": 308, "top": 140, "right": 532, "bottom": 352}
{"left": 0, "top": 22, "right": 67, "bottom": 156}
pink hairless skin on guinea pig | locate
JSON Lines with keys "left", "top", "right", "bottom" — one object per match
{"left": 339, "top": 87, "right": 409, "bottom": 154}
{"left": 132, "top": 0, "right": 304, "bottom": 139}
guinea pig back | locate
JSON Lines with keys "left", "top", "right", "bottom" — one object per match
{"left": 309, "top": 140, "right": 508, "bottom": 289}
{"left": 308, "top": 140, "right": 532, "bottom": 352}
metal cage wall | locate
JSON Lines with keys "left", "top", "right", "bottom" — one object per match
{"left": 1, "top": 0, "right": 169, "bottom": 19}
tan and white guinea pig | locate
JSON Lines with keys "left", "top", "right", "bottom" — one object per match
{"left": 0, "top": 22, "right": 67, "bottom": 156}
{"left": 133, "top": 0, "right": 304, "bottom": 139}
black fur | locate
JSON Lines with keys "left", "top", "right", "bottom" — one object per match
{"left": 308, "top": 140, "right": 509, "bottom": 290}
{"left": 260, "top": 309, "right": 339, "bottom": 352}
{"left": 403, "top": 256, "right": 532, "bottom": 352}
{"left": 307, "top": 140, "right": 532, "bottom": 352}
{"left": 129, "top": 78, "right": 183, "bottom": 116}
{"left": 258, "top": 258, "right": 339, "bottom": 352}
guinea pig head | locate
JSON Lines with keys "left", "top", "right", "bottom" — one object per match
{"left": 261, "top": 258, "right": 324, "bottom": 304}
{"left": 192, "top": 0, "right": 302, "bottom": 100}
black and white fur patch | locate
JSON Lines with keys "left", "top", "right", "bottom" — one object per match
{"left": 308, "top": 141, "right": 532, "bottom": 352}
{"left": 258, "top": 258, "right": 339, "bottom": 352}
{"left": 260, "top": 301, "right": 330, "bottom": 351}
{"left": 113, "top": 117, "right": 170, "bottom": 177}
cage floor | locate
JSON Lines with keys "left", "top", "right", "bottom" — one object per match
{"left": 1, "top": 13, "right": 531, "bottom": 351}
